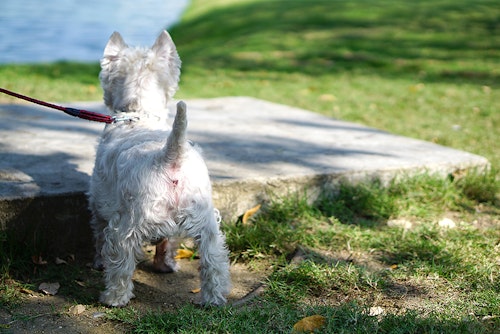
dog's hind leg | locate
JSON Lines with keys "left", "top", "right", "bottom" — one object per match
{"left": 99, "top": 215, "right": 141, "bottom": 307}
{"left": 195, "top": 209, "right": 231, "bottom": 306}
{"left": 153, "top": 238, "right": 180, "bottom": 273}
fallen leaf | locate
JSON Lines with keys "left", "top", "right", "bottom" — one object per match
{"left": 68, "top": 304, "right": 86, "bottom": 315}
{"left": 242, "top": 204, "right": 261, "bottom": 225}
{"left": 175, "top": 249, "right": 194, "bottom": 259}
{"left": 19, "top": 287, "right": 35, "bottom": 296}
{"left": 293, "top": 315, "right": 326, "bottom": 332}
{"left": 75, "top": 280, "right": 86, "bottom": 287}
{"left": 390, "top": 264, "right": 398, "bottom": 270}
{"left": 32, "top": 255, "right": 47, "bottom": 265}
{"left": 191, "top": 288, "right": 201, "bottom": 294}
{"left": 55, "top": 257, "right": 67, "bottom": 265}
{"left": 39, "top": 282, "right": 60, "bottom": 296}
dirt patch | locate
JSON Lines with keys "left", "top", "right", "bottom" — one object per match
{"left": 287, "top": 246, "right": 483, "bottom": 319}
{"left": 0, "top": 252, "right": 266, "bottom": 334}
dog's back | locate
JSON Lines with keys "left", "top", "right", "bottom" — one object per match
{"left": 89, "top": 101, "right": 211, "bottom": 233}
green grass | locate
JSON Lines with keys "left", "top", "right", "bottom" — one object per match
{"left": 170, "top": 0, "right": 500, "bottom": 168}
{"left": 105, "top": 172, "right": 498, "bottom": 333}
{"left": 0, "top": 62, "right": 101, "bottom": 103}
{"left": 1, "top": 0, "right": 499, "bottom": 332}
{"left": 107, "top": 302, "right": 493, "bottom": 334}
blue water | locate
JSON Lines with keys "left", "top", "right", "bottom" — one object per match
{"left": 0, "top": 0, "right": 188, "bottom": 64}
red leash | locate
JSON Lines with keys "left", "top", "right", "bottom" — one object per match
{"left": 0, "top": 87, "right": 114, "bottom": 124}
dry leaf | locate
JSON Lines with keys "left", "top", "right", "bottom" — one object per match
{"left": 55, "top": 257, "right": 67, "bottom": 265}
{"left": 19, "top": 287, "right": 35, "bottom": 296}
{"left": 175, "top": 249, "right": 194, "bottom": 259}
{"left": 69, "top": 304, "right": 86, "bottom": 315}
{"left": 75, "top": 280, "right": 86, "bottom": 287}
{"left": 293, "top": 315, "right": 326, "bottom": 332}
{"left": 242, "top": 204, "right": 261, "bottom": 225}
{"left": 191, "top": 288, "right": 201, "bottom": 294}
{"left": 39, "top": 282, "right": 60, "bottom": 296}
{"left": 32, "top": 255, "right": 47, "bottom": 265}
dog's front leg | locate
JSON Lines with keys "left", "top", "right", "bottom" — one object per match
{"left": 89, "top": 214, "right": 107, "bottom": 270}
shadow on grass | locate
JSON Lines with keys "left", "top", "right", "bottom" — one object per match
{"left": 172, "top": 0, "right": 500, "bottom": 86}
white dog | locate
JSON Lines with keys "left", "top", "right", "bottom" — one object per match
{"left": 88, "top": 31, "right": 231, "bottom": 307}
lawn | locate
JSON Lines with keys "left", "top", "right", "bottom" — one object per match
{"left": 1, "top": 0, "right": 499, "bottom": 333}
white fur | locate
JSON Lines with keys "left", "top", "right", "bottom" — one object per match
{"left": 88, "top": 31, "right": 231, "bottom": 307}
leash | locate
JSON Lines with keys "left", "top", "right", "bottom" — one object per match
{"left": 0, "top": 87, "right": 129, "bottom": 124}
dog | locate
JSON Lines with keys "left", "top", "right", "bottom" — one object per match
{"left": 88, "top": 31, "right": 231, "bottom": 307}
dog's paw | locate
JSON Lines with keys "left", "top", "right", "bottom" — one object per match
{"left": 99, "top": 290, "right": 135, "bottom": 307}
{"left": 201, "top": 292, "right": 227, "bottom": 307}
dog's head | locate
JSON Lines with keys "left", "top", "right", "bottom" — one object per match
{"left": 99, "top": 31, "right": 181, "bottom": 115}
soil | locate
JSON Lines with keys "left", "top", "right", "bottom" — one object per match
{"left": 0, "top": 248, "right": 267, "bottom": 334}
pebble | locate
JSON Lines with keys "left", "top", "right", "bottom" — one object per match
{"left": 438, "top": 218, "right": 456, "bottom": 229}
{"left": 387, "top": 219, "right": 413, "bottom": 230}
{"left": 92, "top": 312, "right": 106, "bottom": 319}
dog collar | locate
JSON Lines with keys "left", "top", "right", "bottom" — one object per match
{"left": 112, "top": 114, "right": 140, "bottom": 123}
{"left": 112, "top": 111, "right": 169, "bottom": 124}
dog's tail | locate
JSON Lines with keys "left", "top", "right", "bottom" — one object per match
{"left": 163, "top": 101, "right": 187, "bottom": 163}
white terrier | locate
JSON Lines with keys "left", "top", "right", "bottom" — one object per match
{"left": 88, "top": 31, "right": 231, "bottom": 307}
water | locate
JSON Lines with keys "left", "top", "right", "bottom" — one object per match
{"left": 0, "top": 0, "right": 189, "bottom": 64}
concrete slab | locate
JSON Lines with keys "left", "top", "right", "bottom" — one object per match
{"left": 0, "top": 97, "right": 489, "bottom": 253}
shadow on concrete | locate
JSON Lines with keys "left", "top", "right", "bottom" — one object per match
{"left": 0, "top": 103, "right": 103, "bottom": 136}
{"left": 0, "top": 103, "right": 102, "bottom": 256}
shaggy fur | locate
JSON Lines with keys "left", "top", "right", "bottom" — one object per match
{"left": 88, "top": 31, "right": 231, "bottom": 307}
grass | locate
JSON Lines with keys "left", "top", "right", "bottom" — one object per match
{"left": 1, "top": 0, "right": 499, "bottom": 333}
{"left": 6, "top": 174, "right": 496, "bottom": 333}
{"left": 172, "top": 0, "right": 500, "bottom": 168}
{"left": 0, "top": 62, "right": 101, "bottom": 103}
{"left": 102, "top": 171, "right": 499, "bottom": 333}
{"left": 107, "top": 302, "right": 494, "bottom": 334}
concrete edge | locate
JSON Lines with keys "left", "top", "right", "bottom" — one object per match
{"left": 0, "top": 144, "right": 490, "bottom": 257}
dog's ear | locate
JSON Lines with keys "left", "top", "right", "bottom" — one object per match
{"left": 152, "top": 31, "right": 179, "bottom": 62}
{"left": 103, "top": 32, "right": 128, "bottom": 59}
{"left": 152, "top": 30, "right": 181, "bottom": 100}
